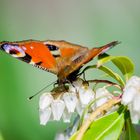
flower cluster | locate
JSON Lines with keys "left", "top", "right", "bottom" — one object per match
{"left": 121, "top": 76, "right": 140, "bottom": 124}
{"left": 39, "top": 79, "right": 113, "bottom": 125}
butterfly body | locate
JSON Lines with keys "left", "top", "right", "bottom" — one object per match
{"left": 0, "top": 40, "right": 119, "bottom": 83}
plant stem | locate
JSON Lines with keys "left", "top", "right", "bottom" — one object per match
{"left": 87, "top": 79, "right": 122, "bottom": 90}
{"left": 76, "top": 97, "right": 121, "bottom": 140}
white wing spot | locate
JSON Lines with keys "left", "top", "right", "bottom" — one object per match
{"left": 30, "top": 46, "right": 34, "bottom": 49}
{"left": 51, "top": 50, "right": 61, "bottom": 56}
{"left": 29, "top": 60, "right": 35, "bottom": 65}
{"left": 22, "top": 46, "right": 27, "bottom": 50}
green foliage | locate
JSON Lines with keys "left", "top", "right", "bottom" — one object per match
{"left": 81, "top": 55, "right": 134, "bottom": 87}
{"left": 82, "top": 112, "right": 124, "bottom": 140}
{"left": 98, "top": 65, "right": 125, "bottom": 86}
{"left": 69, "top": 132, "right": 78, "bottom": 140}
{"left": 70, "top": 112, "right": 125, "bottom": 140}
{"left": 70, "top": 106, "right": 139, "bottom": 140}
{"left": 98, "top": 55, "right": 134, "bottom": 81}
{"left": 123, "top": 111, "right": 138, "bottom": 140}
{"left": 82, "top": 65, "right": 125, "bottom": 86}
{"left": 69, "top": 55, "right": 138, "bottom": 140}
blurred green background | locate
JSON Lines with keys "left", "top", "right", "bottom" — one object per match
{"left": 0, "top": 0, "right": 140, "bottom": 140}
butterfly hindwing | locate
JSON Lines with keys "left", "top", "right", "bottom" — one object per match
{"left": 47, "top": 40, "right": 119, "bottom": 81}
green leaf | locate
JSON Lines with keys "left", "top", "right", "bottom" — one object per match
{"left": 97, "top": 55, "right": 135, "bottom": 81}
{"left": 82, "top": 111, "right": 125, "bottom": 140}
{"left": 69, "top": 132, "right": 78, "bottom": 140}
{"left": 98, "top": 65, "right": 125, "bottom": 86}
{"left": 124, "top": 111, "right": 138, "bottom": 140}
{"left": 81, "top": 65, "right": 125, "bottom": 86}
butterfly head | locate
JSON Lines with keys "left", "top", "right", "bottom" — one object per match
{"left": 0, "top": 43, "right": 26, "bottom": 58}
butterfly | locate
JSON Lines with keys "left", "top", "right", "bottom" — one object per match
{"left": 0, "top": 40, "right": 119, "bottom": 84}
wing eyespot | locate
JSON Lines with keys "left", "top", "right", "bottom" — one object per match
{"left": 0, "top": 43, "right": 26, "bottom": 57}
{"left": 9, "top": 49, "right": 19, "bottom": 55}
{"left": 47, "top": 44, "right": 59, "bottom": 51}
{"left": 45, "top": 44, "right": 61, "bottom": 58}
{"left": 18, "top": 53, "right": 32, "bottom": 63}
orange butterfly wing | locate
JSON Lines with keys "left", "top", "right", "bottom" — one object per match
{"left": 0, "top": 40, "right": 87, "bottom": 75}
{"left": 0, "top": 40, "right": 119, "bottom": 82}
{"left": 45, "top": 40, "right": 119, "bottom": 81}
{"left": 0, "top": 40, "right": 58, "bottom": 74}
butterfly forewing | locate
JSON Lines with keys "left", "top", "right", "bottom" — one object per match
{"left": 44, "top": 40, "right": 89, "bottom": 73}
{"left": 57, "top": 41, "right": 119, "bottom": 81}
{"left": 0, "top": 40, "right": 58, "bottom": 74}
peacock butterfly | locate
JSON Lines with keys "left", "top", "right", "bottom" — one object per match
{"left": 0, "top": 40, "right": 119, "bottom": 84}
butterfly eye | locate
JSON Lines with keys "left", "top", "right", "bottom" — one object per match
{"left": 47, "top": 44, "right": 59, "bottom": 51}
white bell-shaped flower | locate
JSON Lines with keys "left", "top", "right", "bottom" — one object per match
{"left": 55, "top": 132, "right": 69, "bottom": 140}
{"left": 62, "top": 109, "right": 72, "bottom": 123}
{"left": 132, "top": 93, "right": 140, "bottom": 112}
{"left": 121, "top": 86, "right": 137, "bottom": 105}
{"left": 39, "top": 92, "right": 53, "bottom": 110}
{"left": 79, "top": 86, "right": 95, "bottom": 106}
{"left": 39, "top": 107, "right": 51, "bottom": 125}
{"left": 121, "top": 76, "right": 140, "bottom": 124}
{"left": 95, "top": 87, "right": 112, "bottom": 107}
{"left": 129, "top": 104, "right": 140, "bottom": 124}
{"left": 69, "top": 79, "right": 83, "bottom": 93}
{"left": 51, "top": 100, "right": 65, "bottom": 121}
{"left": 76, "top": 101, "right": 84, "bottom": 116}
{"left": 125, "top": 76, "right": 140, "bottom": 89}
{"left": 63, "top": 92, "right": 78, "bottom": 113}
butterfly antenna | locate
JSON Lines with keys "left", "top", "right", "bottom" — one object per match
{"left": 28, "top": 81, "right": 56, "bottom": 100}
